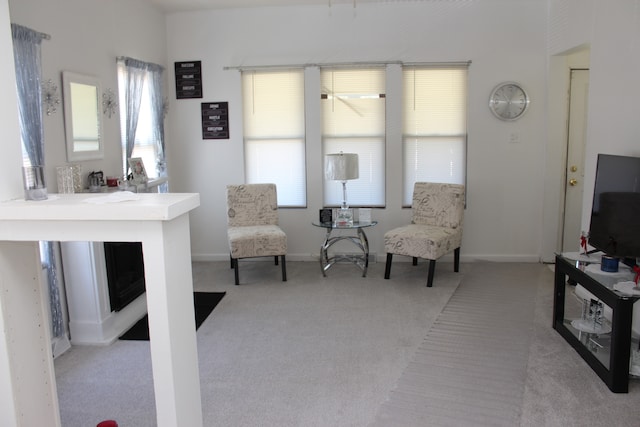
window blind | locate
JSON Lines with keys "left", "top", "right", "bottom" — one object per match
{"left": 321, "top": 67, "right": 386, "bottom": 207}
{"left": 402, "top": 66, "right": 468, "bottom": 206}
{"left": 242, "top": 69, "right": 306, "bottom": 207}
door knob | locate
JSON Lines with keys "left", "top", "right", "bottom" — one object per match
{"left": 569, "top": 178, "right": 578, "bottom": 186}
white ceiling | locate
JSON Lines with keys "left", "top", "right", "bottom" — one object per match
{"left": 147, "top": 0, "right": 420, "bottom": 13}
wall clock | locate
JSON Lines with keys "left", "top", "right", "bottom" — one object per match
{"left": 488, "top": 82, "right": 530, "bottom": 121}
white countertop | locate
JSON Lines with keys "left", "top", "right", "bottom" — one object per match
{"left": 0, "top": 192, "right": 200, "bottom": 222}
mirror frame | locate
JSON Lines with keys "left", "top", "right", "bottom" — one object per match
{"left": 62, "top": 71, "right": 104, "bottom": 161}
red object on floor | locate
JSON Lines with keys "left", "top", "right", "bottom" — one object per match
{"left": 96, "top": 421, "right": 118, "bottom": 427}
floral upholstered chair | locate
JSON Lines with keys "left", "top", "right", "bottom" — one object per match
{"left": 384, "top": 182, "right": 465, "bottom": 287}
{"left": 226, "top": 184, "right": 287, "bottom": 285}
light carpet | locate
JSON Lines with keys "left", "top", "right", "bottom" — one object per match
{"left": 55, "top": 260, "right": 463, "bottom": 427}
{"left": 371, "top": 262, "right": 539, "bottom": 427}
{"left": 54, "top": 260, "right": 640, "bottom": 426}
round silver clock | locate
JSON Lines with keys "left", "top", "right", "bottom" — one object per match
{"left": 488, "top": 82, "right": 530, "bottom": 121}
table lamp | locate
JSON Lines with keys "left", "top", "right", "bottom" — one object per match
{"left": 325, "top": 152, "right": 359, "bottom": 226}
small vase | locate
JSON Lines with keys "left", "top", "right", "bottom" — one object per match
{"left": 22, "top": 165, "right": 48, "bottom": 201}
{"left": 56, "top": 166, "right": 75, "bottom": 194}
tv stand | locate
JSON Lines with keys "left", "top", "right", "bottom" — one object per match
{"left": 553, "top": 254, "right": 639, "bottom": 392}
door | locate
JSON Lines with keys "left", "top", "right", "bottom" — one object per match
{"left": 562, "top": 69, "right": 590, "bottom": 252}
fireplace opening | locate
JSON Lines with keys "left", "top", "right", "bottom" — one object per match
{"left": 104, "top": 242, "right": 146, "bottom": 312}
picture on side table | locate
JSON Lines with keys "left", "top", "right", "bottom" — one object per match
{"left": 128, "top": 157, "right": 148, "bottom": 184}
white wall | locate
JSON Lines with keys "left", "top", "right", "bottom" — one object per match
{"left": 581, "top": 0, "right": 640, "bottom": 227}
{"left": 0, "top": 0, "right": 23, "bottom": 201}
{"left": 542, "top": 0, "right": 640, "bottom": 261}
{"left": 165, "top": 1, "right": 549, "bottom": 262}
{"left": 7, "top": 0, "right": 167, "bottom": 192}
{"left": 0, "top": 0, "right": 28, "bottom": 422}
{"left": 9, "top": 0, "right": 638, "bottom": 265}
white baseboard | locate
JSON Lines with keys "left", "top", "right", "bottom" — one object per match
{"left": 69, "top": 293, "right": 147, "bottom": 346}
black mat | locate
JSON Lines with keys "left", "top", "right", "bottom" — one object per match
{"left": 119, "top": 292, "right": 225, "bottom": 341}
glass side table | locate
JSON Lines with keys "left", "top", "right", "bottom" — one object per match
{"left": 312, "top": 221, "right": 378, "bottom": 277}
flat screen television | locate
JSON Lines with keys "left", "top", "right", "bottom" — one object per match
{"left": 588, "top": 154, "right": 640, "bottom": 262}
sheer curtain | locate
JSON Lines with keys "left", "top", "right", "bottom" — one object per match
{"left": 11, "top": 24, "right": 63, "bottom": 338}
{"left": 117, "top": 57, "right": 168, "bottom": 192}
{"left": 11, "top": 24, "right": 45, "bottom": 168}
{"left": 149, "top": 63, "right": 168, "bottom": 192}
{"left": 117, "top": 57, "right": 147, "bottom": 174}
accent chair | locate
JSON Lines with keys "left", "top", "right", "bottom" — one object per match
{"left": 384, "top": 182, "right": 465, "bottom": 287}
{"left": 226, "top": 183, "right": 287, "bottom": 285}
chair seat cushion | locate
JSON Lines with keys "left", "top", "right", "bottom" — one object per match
{"left": 384, "top": 224, "right": 462, "bottom": 260}
{"left": 228, "top": 225, "right": 287, "bottom": 259}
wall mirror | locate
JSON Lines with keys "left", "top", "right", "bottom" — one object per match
{"left": 62, "top": 71, "right": 103, "bottom": 161}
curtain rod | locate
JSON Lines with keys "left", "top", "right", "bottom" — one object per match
{"left": 224, "top": 60, "right": 471, "bottom": 71}
{"left": 116, "top": 56, "right": 165, "bottom": 71}
{"left": 11, "top": 23, "right": 51, "bottom": 40}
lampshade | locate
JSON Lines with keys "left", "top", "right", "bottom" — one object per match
{"left": 325, "top": 153, "right": 359, "bottom": 181}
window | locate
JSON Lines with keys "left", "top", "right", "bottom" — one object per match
{"left": 321, "top": 67, "right": 386, "bottom": 207}
{"left": 242, "top": 69, "right": 306, "bottom": 207}
{"left": 402, "top": 65, "right": 468, "bottom": 206}
{"left": 117, "top": 57, "right": 166, "bottom": 182}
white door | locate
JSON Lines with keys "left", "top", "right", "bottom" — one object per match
{"left": 562, "top": 69, "right": 589, "bottom": 252}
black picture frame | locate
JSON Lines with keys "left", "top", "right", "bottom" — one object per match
{"left": 201, "top": 102, "right": 229, "bottom": 139}
{"left": 319, "top": 208, "right": 332, "bottom": 224}
{"left": 175, "top": 61, "right": 203, "bottom": 99}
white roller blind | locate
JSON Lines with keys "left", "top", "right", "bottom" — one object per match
{"left": 242, "top": 70, "right": 306, "bottom": 207}
{"left": 321, "top": 67, "right": 386, "bottom": 207}
{"left": 403, "top": 66, "right": 468, "bottom": 205}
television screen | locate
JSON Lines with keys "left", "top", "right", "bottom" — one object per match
{"left": 589, "top": 154, "right": 640, "bottom": 260}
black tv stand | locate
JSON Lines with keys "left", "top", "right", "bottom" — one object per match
{"left": 553, "top": 254, "right": 639, "bottom": 393}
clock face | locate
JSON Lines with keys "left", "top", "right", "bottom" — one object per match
{"left": 489, "top": 82, "right": 529, "bottom": 121}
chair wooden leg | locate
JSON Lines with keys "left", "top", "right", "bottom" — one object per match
{"left": 454, "top": 247, "right": 460, "bottom": 273}
{"left": 412, "top": 257, "right": 418, "bottom": 266}
{"left": 274, "top": 256, "right": 279, "bottom": 266}
{"left": 281, "top": 255, "right": 287, "bottom": 281}
{"left": 384, "top": 253, "right": 393, "bottom": 279}
{"left": 232, "top": 258, "right": 240, "bottom": 285}
{"left": 427, "top": 260, "right": 436, "bottom": 287}
{"left": 230, "top": 253, "right": 234, "bottom": 269}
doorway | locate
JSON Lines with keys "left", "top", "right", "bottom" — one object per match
{"left": 562, "top": 68, "right": 590, "bottom": 252}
